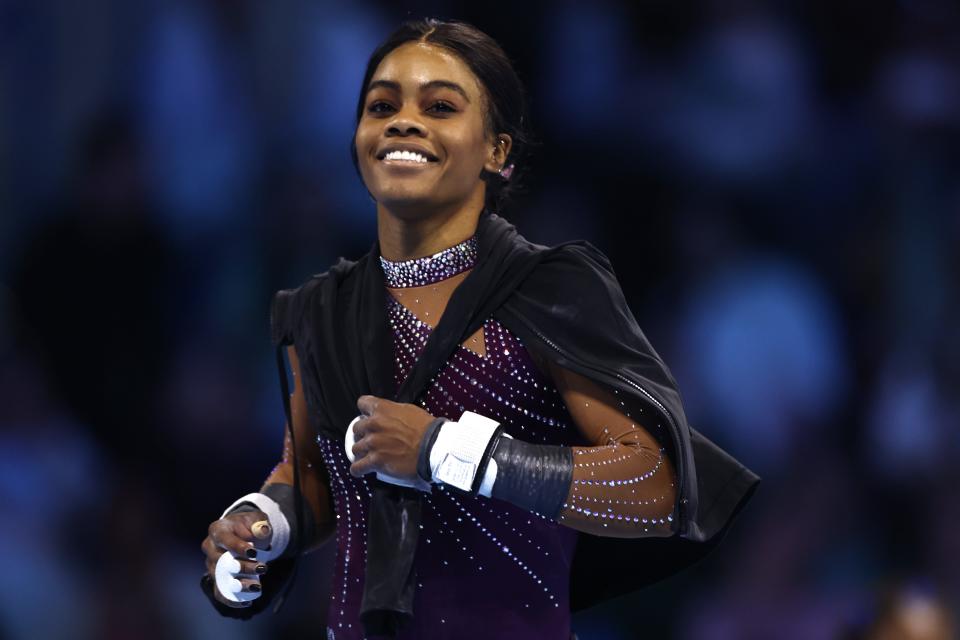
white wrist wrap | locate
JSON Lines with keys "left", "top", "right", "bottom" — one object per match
{"left": 477, "top": 433, "right": 512, "bottom": 497}
{"left": 430, "top": 411, "right": 502, "bottom": 492}
{"left": 478, "top": 458, "right": 498, "bottom": 497}
{"left": 220, "top": 492, "right": 290, "bottom": 563}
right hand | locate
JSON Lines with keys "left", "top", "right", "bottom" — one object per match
{"left": 202, "top": 510, "right": 273, "bottom": 608}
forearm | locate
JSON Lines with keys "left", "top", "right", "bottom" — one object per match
{"left": 260, "top": 455, "right": 335, "bottom": 555}
{"left": 544, "top": 357, "right": 678, "bottom": 537}
{"left": 419, "top": 412, "right": 677, "bottom": 538}
{"left": 263, "top": 448, "right": 335, "bottom": 552}
{"left": 485, "top": 435, "right": 676, "bottom": 539}
{"left": 258, "top": 343, "right": 335, "bottom": 554}
{"left": 559, "top": 441, "right": 676, "bottom": 538}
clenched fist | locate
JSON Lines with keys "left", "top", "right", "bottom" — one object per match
{"left": 201, "top": 510, "right": 272, "bottom": 608}
{"left": 349, "top": 395, "right": 437, "bottom": 486}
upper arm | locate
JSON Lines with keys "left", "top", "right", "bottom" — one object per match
{"left": 545, "top": 357, "right": 669, "bottom": 455}
{"left": 284, "top": 345, "right": 328, "bottom": 474}
{"left": 260, "top": 345, "right": 335, "bottom": 545}
{"left": 287, "top": 347, "right": 315, "bottom": 452}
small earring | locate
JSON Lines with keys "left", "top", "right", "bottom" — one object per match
{"left": 498, "top": 163, "right": 515, "bottom": 180}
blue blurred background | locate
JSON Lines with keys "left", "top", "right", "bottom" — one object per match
{"left": 2, "top": 1, "right": 959, "bottom": 638}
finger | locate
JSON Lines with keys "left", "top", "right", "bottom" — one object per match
{"left": 250, "top": 520, "right": 272, "bottom": 541}
{"left": 213, "top": 552, "right": 263, "bottom": 606}
{"left": 350, "top": 453, "right": 378, "bottom": 478}
{"left": 234, "top": 559, "right": 269, "bottom": 578}
{"left": 202, "top": 535, "right": 221, "bottom": 560}
{"left": 351, "top": 438, "right": 367, "bottom": 460}
{"left": 220, "top": 555, "right": 268, "bottom": 580}
{"left": 357, "top": 395, "right": 381, "bottom": 416}
{"left": 241, "top": 520, "right": 273, "bottom": 552}
{"left": 352, "top": 415, "right": 374, "bottom": 440}
{"left": 352, "top": 430, "right": 377, "bottom": 458}
{"left": 237, "top": 577, "right": 263, "bottom": 594}
{"left": 203, "top": 538, "right": 227, "bottom": 576}
{"left": 225, "top": 516, "right": 259, "bottom": 542}
{"left": 225, "top": 515, "right": 271, "bottom": 551}
{"left": 360, "top": 431, "right": 385, "bottom": 460}
{"left": 213, "top": 529, "right": 259, "bottom": 559}
{"left": 213, "top": 584, "right": 252, "bottom": 608}
{"left": 207, "top": 513, "right": 253, "bottom": 546}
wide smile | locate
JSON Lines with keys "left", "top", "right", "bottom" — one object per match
{"left": 375, "top": 147, "right": 440, "bottom": 171}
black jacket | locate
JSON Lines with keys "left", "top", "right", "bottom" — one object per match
{"left": 203, "top": 209, "right": 760, "bottom": 635}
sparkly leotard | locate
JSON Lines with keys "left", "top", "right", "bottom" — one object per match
{"left": 313, "top": 236, "right": 590, "bottom": 640}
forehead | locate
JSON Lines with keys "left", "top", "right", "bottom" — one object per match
{"left": 368, "top": 42, "right": 482, "bottom": 98}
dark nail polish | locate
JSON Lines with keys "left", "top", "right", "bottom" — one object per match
{"left": 255, "top": 564, "right": 268, "bottom": 575}
{"left": 245, "top": 548, "right": 257, "bottom": 559}
{"left": 248, "top": 583, "right": 262, "bottom": 593}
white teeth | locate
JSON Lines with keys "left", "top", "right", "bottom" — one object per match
{"left": 384, "top": 150, "right": 428, "bottom": 163}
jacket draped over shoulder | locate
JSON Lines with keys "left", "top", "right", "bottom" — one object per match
{"left": 267, "top": 210, "right": 760, "bottom": 632}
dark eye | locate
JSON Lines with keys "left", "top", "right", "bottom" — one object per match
{"left": 429, "top": 101, "right": 456, "bottom": 113}
{"left": 367, "top": 101, "right": 393, "bottom": 114}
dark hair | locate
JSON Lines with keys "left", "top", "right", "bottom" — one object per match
{"left": 350, "top": 18, "right": 535, "bottom": 213}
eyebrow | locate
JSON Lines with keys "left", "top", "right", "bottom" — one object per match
{"left": 365, "top": 79, "right": 471, "bottom": 103}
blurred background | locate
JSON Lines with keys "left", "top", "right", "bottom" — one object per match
{"left": 2, "top": 1, "right": 959, "bottom": 638}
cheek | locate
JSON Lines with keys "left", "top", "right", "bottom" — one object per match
{"left": 354, "top": 126, "right": 372, "bottom": 159}
{"left": 354, "top": 127, "right": 378, "bottom": 179}
{"left": 446, "top": 132, "right": 491, "bottom": 175}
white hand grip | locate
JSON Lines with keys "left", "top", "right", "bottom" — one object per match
{"left": 215, "top": 552, "right": 260, "bottom": 603}
{"left": 344, "top": 415, "right": 362, "bottom": 463}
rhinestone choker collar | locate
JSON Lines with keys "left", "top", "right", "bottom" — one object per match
{"left": 380, "top": 235, "right": 478, "bottom": 288}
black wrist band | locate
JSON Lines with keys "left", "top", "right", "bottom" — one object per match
{"left": 262, "top": 483, "right": 317, "bottom": 557}
{"left": 416, "top": 417, "right": 449, "bottom": 483}
{"left": 489, "top": 438, "right": 574, "bottom": 520}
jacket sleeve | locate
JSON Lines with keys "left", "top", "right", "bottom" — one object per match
{"left": 496, "top": 239, "right": 760, "bottom": 610}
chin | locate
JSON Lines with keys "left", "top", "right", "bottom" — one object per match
{"left": 375, "top": 188, "right": 443, "bottom": 214}
{"left": 377, "top": 196, "right": 436, "bottom": 217}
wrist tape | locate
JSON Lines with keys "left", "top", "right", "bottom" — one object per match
{"left": 427, "top": 411, "right": 505, "bottom": 494}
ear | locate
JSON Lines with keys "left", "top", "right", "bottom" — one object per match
{"left": 483, "top": 134, "right": 513, "bottom": 175}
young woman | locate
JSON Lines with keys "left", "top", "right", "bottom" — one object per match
{"left": 200, "top": 18, "right": 759, "bottom": 640}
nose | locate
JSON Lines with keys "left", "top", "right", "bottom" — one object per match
{"left": 386, "top": 107, "right": 426, "bottom": 137}
{"left": 386, "top": 120, "right": 425, "bottom": 137}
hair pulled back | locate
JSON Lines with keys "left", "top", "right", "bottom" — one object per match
{"left": 350, "top": 17, "right": 534, "bottom": 213}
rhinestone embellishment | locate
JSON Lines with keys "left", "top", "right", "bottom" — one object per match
{"left": 380, "top": 235, "right": 478, "bottom": 287}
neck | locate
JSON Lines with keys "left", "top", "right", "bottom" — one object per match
{"left": 376, "top": 191, "right": 485, "bottom": 261}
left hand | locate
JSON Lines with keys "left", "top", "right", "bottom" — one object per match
{"left": 349, "top": 395, "right": 437, "bottom": 486}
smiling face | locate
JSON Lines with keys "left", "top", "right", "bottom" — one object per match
{"left": 354, "top": 41, "right": 511, "bottom": 219}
